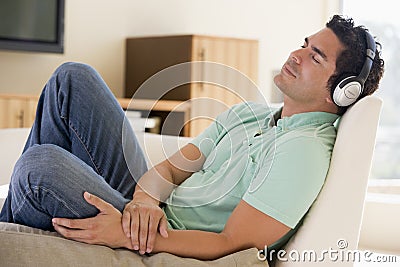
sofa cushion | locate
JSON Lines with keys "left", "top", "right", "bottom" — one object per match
{"left": 0, "top": 222, "right": 267, "bottom": 267}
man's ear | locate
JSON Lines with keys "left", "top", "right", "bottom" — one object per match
{"left": 325, "top": 96, "right": 340, "bottom": 114}
{"left": 325, "top": 96, "right": 335, "bottom": 104}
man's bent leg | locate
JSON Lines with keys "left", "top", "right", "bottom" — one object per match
{"left": 23, "top": 62, "right": 148, "bottom": 197}
{"left": 0, "top": 62, "right": 148, "bottom": 223}
{"left": 9, "top": 144, "right": 130, "bottom": 231}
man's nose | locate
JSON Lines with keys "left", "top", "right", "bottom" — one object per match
{"left": 290, "top": 50, "right": 302, "bottom": 64}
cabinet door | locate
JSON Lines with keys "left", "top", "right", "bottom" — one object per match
{"left": 190, "top": 37, "right": 229, "bottom": 137}
{"left": 189, "top": 36, "right": 258, "bottom": 137}
{"left": 0, "top": 96, "right": 38, "bottom": 129}
{"left": 24, "top": 98, "right": 38, "bottom": 128}
{"left": 0, "top": 98, "right": 25, "bottom": 128}
{"left": 125, "top": 36, "right": 193, "bottom": 100}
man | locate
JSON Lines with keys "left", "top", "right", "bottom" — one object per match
{"left": 0, "top": 15, "right": 384, "bottom": 260}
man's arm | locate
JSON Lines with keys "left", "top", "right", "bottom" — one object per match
{"left": 53, "top": 194, "right": 291, "bottom": 260}
{"left": 152, "top": 200, "right": 291, "bottom": 260}
{"left": 122, "top": 143, "right": 206, "bottom": 254}
{"left": 131, "top": 143, "right": 206, "bottom": 202}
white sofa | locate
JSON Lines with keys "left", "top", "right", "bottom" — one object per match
{"left": 0, "top": 96, "right": 383, "bottom": 266}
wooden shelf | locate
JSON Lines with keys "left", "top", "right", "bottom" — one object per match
{"left": 118, "top": 98, "right": 191, "bottom": 136}
{"left": 0, "top": 94, "right": 192, "bottom": 136}
{"left": 117, "top": 98, "right": 190, "bottom": 113}
{"left": 0, "top": 94, "right": 39, "bottom": 101}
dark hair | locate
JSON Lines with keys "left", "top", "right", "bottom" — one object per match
{"left": 326, "top": 15, "right": 384, "bottom": 115}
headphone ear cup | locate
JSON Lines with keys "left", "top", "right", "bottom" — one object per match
{"left": 332, "top": 31, "right": 375, "bottom": 108}
{"left": 333, "top": 76, "right": 363, "bottom": 107}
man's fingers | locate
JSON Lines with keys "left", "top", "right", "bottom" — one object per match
{"left": 146, "top": 214, "right": 169, "bottom": 253}
{"left": 122, "top": 211, "right": 131, "bottom": 238}
{"left": 138, "top": 211, "right": 150, "bottom": 254}
{"left": 52, "top": 217, "right": 94, "bottom": 230}
{"left": 122, "top": 201, "right": 168, "bottom": 253}
{"left": 130, "top": 208, "right": 140, "bottom": 250}
{"left": 159, "top": 215, "right": 169, "bottom": 238}
{"left": 146, "top": 214, "right": 160, "bottom": 253}
{"left": 53, "top": 222, "right": 94, "bottom": 241}
{"left": 83, "top": 192, "right": 112, "bottom": 213}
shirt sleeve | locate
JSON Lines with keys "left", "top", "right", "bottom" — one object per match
{"left": 243, "top": 136, "right": 332, "bottom": 228}
{"left": 189, "top": 120, "right": 222, "bottom": 158}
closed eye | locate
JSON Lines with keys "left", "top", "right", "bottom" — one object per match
{"left": 312, "top": 55, "right": 320, "bottom": 64}
{"left": 303, "top": 37, "right": 328, "bottom": 63}
{"left": 301, "top": 43, "right": 321, "bottom": 64}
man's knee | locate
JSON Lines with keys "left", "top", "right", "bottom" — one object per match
{"left": 54, "top": 62, "right": 96, "bottom": 78}
{"left": 13, "top": 145, "right": 66, "bottom": 185}
{"left": 11, "top": 144, "right": 77, "bottom": 206}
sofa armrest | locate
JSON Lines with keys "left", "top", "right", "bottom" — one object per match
{"left": 0, "top": 128, "right": 30, "bottom": 186}
{"left": 0, "top": 128, "right": 192, "bottom": 185}
{"left": 135, "top": 132, "right": 192, "bottom": 167}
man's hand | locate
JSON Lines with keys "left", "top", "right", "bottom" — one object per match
{"left": 122, "top": 192, "right": 169, "bottom": 254}
{"left": 52, "top": 192, "right": 132, "bottom": 249}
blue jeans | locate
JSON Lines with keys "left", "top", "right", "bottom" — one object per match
{"left": 0, "top": 62, "right": 148, "bottom": 230}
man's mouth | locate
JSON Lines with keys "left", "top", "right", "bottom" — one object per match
{"left": 282, "top": 63, "right": 297, "bottom": 78}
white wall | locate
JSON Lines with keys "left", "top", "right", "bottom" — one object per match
{"left": 0, "top": 0, "right": 340, "bottom": 99}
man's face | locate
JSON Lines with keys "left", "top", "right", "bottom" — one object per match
{"left": 274, "top": 27, "right": 344, "bottom": 107}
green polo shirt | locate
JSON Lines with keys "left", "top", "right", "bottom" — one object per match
{"left": 163, "top": 102, "right": 339, "bottom": 231}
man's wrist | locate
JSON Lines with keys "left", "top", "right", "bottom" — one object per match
{"left": 132, "top": 189, "right": 160, "bottom": 206}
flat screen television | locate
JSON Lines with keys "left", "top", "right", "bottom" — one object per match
{"left": 0, "top": 0, "right": 65, "bottom": 54}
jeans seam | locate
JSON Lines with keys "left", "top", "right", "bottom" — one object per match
{"left": 67, "top": 121, "right": 103, "bottom": 176}
{"left": 12, "top": 184, "right": 31, "bottom": 217}
{"left": 12, "top": 184, "right": 82, "bottom": 219}
{"left": 31, "top": 185, "right": 82, "bottom": 217}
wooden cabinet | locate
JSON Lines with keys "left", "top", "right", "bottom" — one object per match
{"left": 125, "top": 35, "right": 258, "bottom": 136}
{"left": 0, "top": 94, "right": 39, "bottom": 129}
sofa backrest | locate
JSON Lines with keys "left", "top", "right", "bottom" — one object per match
{"left": 274, "top": 95, "right": 382, "bottom": 266}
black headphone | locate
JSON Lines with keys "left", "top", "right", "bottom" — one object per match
{"left": 332, "top": 31, "right": 376, "bottom": 107}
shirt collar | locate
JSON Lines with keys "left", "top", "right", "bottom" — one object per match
{"left": 266, "top": 107, "right": 340, "bottom": 130}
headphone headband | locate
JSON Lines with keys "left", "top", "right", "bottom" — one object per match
{"left": 358, "top": 31, "right": 376, "bottom": 84}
